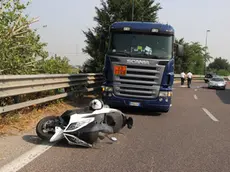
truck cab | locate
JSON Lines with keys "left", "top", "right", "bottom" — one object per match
{"left": 101, "top": 21, "right": 183, "bottom": 112}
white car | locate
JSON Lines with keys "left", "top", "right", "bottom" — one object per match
{"left": 208, "top": 77, "right": 227, "bottom": 90}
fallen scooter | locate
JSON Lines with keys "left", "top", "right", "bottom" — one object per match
{"left": 35, "top": 99, "right": 133, "bottom": 148}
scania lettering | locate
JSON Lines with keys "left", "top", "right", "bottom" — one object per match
{"left": 100, "top": 21, "right": 183, "bottom": 113}
{"left": 127, "top": 59, "right": 150, "bottom": 65}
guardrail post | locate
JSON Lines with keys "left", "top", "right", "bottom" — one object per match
{"left": 13, "top": 96, "right": 20, "bottom": 104}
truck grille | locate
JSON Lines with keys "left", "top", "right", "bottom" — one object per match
{"left": 112, "top": 61, "right": 166, "bottom": 99}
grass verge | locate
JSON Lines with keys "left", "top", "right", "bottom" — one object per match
{"left": 0, "top": 100, "right": 76, "bottom": 136}
{"left": 0, "top": 95, "right": 99, "bottom": 137}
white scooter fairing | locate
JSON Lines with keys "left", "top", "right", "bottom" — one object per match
{"left": 49, "top": 107, "right": 128, "bottom": 147}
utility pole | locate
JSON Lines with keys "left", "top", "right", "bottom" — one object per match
{"left": 205, "top": 30, "right": 210, "bottom": 48}
{"left": 204, "top": 29, "right": 210, "bottom": 75}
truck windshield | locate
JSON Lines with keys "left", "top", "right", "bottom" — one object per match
{"left": 108, "top": 32, "right": 173, "bottom": 59}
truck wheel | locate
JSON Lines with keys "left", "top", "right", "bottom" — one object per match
{"left": 161, "top": 108, "right": 169, "bottom": 113}
{"left": 154, "top": 112, "right": 162, "bottom": 116}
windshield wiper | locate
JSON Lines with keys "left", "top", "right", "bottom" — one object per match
{"left": 108, "top": 51, "right": 131, "bottom": 57}
{"left": 140, "top": 53, "right": 162, "bottom": 59}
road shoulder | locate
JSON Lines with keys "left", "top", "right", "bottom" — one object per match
{"left": 0, "top": 97, "right": 92, "bottom": 168}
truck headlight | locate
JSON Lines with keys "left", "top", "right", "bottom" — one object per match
{"left": 102, "top": 86, "right": 113, "bottom": 92}
{"left": 159, "top": 91, "right": 172, "bottom": 97}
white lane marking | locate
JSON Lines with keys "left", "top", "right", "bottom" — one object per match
{"left": 194, "top": 94, "right": 198, "bottom": 100}
{"left": 202, "top": 108, "right": 219, "bottom": 122}
{"left": 0, "top": 142, "right": 55, "bottom": 172}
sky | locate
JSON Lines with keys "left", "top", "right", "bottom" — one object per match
{"left": 26, "top": 0, "right": 230, "bottom": 66}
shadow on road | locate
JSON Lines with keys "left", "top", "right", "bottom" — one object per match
{"left": 216, "top": 88, "right": 230, "bottom": 104}
{"left": 22, "top": 135, "right": 90, "bottom": 149}
{"left": 22, "top": 134, "right": 117, "bottom": 149}
{"left": 116, "top": 107, "right": 163, "bottom": 116}
{"left": 201, "top": 83, "right": 230, "bottom": 104}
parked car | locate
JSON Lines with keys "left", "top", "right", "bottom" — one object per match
{"left": 208, "top": 77, "right": 227, "bottom": 90}
{"left": 204, "top": 73, "right": 217, "bottom": 83}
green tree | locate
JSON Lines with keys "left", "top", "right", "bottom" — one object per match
{"left": 82, "top": 0, "right": 161, "bottom": 73}
{"left": 208, "top": 57, "right": 230, "bottom": 71}
{"left": 37, "top": 55, "right": 73, "bottom": 74}
{"left": 0, "top": 0, "right": 48, "bottom": 74}
{"left": 186, "top": 42, "right": 206, "bottom": 74}
{"left": 207, "top": 57, "right": 230, "bottom": 76}
{"left": 175, "top": 38, "right": 210, "bottom": 74}
{"left": 174, "top": 38, "right": 188, "bottom": 73}
{"left": 216, "top": 69, "right": 230, "bottom": 76}
{"left": 0, "top": 0, "right": 74, "bottom": 75}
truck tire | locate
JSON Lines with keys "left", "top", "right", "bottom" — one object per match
{"left": 161, "top": 108, "right": 169, "bottom": 113}
{"left": 162, "top": 109, "right": 169, "bottom": 113}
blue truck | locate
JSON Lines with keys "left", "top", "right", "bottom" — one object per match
{"left": 100, "top": 21, "right": 184, "bottom": 113}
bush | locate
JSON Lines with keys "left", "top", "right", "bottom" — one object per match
{"left": 216, "top": 69, "right": 230, "bottom": 76}
{"left": 37, "top": 55, "right": 73, "bottom": 74}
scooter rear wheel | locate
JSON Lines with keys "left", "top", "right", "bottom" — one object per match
{"left": 106, "top": 113, "right": 124, "bottom": 133}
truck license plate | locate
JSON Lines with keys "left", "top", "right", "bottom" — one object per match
{"left": 129, "top": 102, "right": 140, "bottom": 107}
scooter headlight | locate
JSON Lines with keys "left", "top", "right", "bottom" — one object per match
{"left": 67, "top": 122, "right": 83, "bottom": 130}
{"left": 66, "top": 118, "right": 94, "bottom": 131}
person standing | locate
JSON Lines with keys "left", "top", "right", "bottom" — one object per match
{"left": 187, "top": 71, "right": 193, "bottom": 88}
{"left": 180, "top": 71, "right": 186, "bottom": 85}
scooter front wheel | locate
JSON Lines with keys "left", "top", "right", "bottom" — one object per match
{"left": 36, "top": 116, "right": 58, "bottom": 140}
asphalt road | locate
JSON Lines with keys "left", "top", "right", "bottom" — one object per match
{"left": 1, "top": 82, "right": 230, "bottom": 172}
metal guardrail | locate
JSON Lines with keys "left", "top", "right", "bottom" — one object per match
{"left": 0, "top": 73, "right": 229, "bottom": 114}
{"left": 0, "top": 73, "right": 103, "bottom": 114}
{"left": 174, "top": 74, "right": 230, "bottom": 80}
{"left": 174, "top": 74, "right": 204, "bottom": 78}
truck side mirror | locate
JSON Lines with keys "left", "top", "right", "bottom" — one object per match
{"left": 175, "top": 44, "right": 184, "bottom": 57}
{"left": 99, "top": 33, "right": 106, "bottom": 53}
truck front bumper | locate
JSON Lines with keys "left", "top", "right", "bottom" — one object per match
{"left": 102, "top": 92, "right": 172, "bottom": 112}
